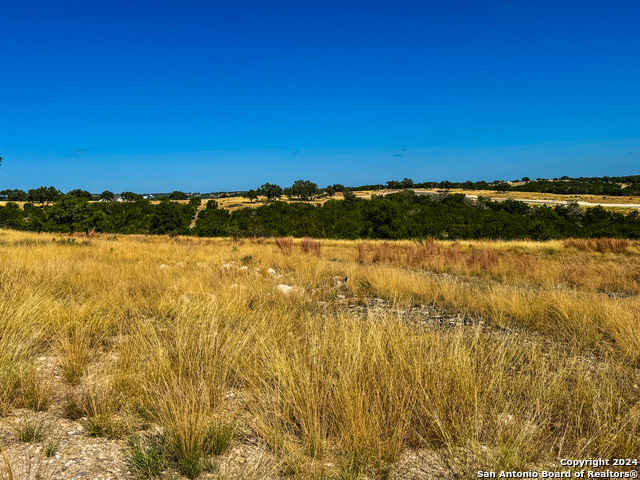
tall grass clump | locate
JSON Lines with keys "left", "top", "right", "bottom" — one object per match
{"left": 0, "top": 287, "right": 48, "bottom": 415}
{"left": 125, "top": 314, "right": 243, "bottom": 479}
{"left": 564, "top": 237, "right": 631, "bottom": 253}
{"left": 275, "top": 237, "right": 293, "bottom": 254}
{"left": 300, "top": 237, "right": 321, "bottom": 255}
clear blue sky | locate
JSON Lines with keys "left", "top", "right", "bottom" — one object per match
{"left": 1, "top": 0, "right": 638, "bottom": 193}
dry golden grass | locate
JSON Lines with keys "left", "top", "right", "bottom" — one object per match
{"left": 275, "top": 236, "right": 293, "bottom": 255}
{"left": 300, "top": 237, "right": 321, "bottom": 255}
{"left": 435, "top": 188, "right": 640, "bottom": 205}
{"left": 0, "top": 230, "right": 638, "bottom": 477}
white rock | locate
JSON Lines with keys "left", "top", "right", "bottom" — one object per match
{"left": 277, "top": 284, "right": 303, "bottom": 294}
{"left": 159, "top": 264, "right": 169, "bottom": 269}
{"left": 277, "top": 284, "right": 294, "bottom": 294}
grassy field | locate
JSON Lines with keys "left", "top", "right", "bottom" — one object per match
{"left": 191, "top": 189, "right": 640, "bottom": 210}
{"left": 0, "top": 231, "right": 638, "bottom": 478}
{"left": 435, "top": 188, "right": 640, "bottom": 205}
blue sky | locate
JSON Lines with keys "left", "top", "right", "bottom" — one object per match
{"left": 1, "top": 0, "right": 638, "bottom": 192}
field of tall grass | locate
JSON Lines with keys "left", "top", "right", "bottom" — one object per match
{"left": 0, "top": 230, "right": 638, "bottom": 479}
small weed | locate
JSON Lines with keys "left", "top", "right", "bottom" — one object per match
{"left": 202, "top": 456, "right": 219, "bottom": 474}
{"left": 12, "top": 239, "right": 47, "bottom": 247}
{"left": 202, "top": 421, "right": 236, "bottom": 457}
{"left": 85, "top": 412, "right": 127, "bottom": 439}
{"left": 128, "top": 435, "right": 168, "bottom": 479}
{"left": 16, "top": 419, "right": 49, "bottom": 443}
{"left": 51, "top": 237, "right": 91, "bottom": 246}
{"left": 176, "top": 448, "right": 201, "bottom": 479}
{"left": 45, "top": 438, "right": 60, "bottom": 457}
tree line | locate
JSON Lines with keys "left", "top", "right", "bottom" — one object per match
{"left": 1, "top": 190, "right": 639, "bottom": 240}
{"left": 355, "top": 175, "right": 640, "bottom": 197}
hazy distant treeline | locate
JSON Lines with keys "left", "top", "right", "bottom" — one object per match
{"left": 360, "top": 175, "right": 640, "bottom": 197}
{"left": 1, "top": 191, "right": 639, "bottom": 240}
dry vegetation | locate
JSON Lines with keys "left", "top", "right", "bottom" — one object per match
{"left": 436, "top": 188, "right": 640, "bottom": 205}
{"left": 0, "top": 230, "right": 638, "bottom": 479}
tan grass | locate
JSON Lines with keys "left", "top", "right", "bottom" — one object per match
{"left": 0, "top": 230, "right": 638, "bottom": 475}
{"left": 564, "top": 237, "right": 631, "bottom": 253}
{"left": 300, "top": 237, "right": 321, "bottom": 255}
{"left": 275, "top": 236, "right": 293, "bottom": 254}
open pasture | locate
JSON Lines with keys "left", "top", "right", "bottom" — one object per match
{"left": 0, "top": 231, "right": 638, "bottom": 479}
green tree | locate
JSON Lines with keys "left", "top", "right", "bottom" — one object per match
{"left": 100, "top": 191, "right": 115, "bottom": 202}
{"left": 28, "top": 186, "right": 61, "bottom": 205}
{"left": 194, "top": 207, "right": 230, "bottom": 236}
{"left": 258, "top": 183, "right": 283, "bottom": 201}
{"left": 0, "top": 189, "right": 28, "bottom": 201}
{"left": 244, "top": 190, "right": 258, "bottom": 203}
{"left": 291, "top": 180, "right": 318, "bottom": 201}
{"left": 48, "top": 194, "right": 104, "bottom": 234}
{"left": 168, "top": 191, "right": 188, "bottom": 200}
{"left": 120, "top": 192, "right": 142, "bottom": 202}
{"left": 400, "top": 178, "right": 414, "bottom": 189}
{"left": 149, "top": 200, "right": 191, "bottom": 235}
{"left": 67, "top": 189, "right": 93, "bottom": 199}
